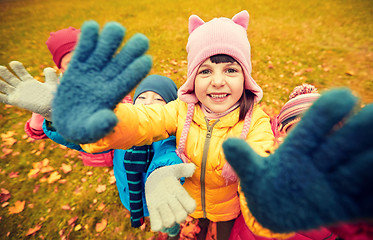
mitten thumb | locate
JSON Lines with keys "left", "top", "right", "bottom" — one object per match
{"left": 43, "top": 68, "right": 58, "bottom": 91}
{"left": 80, "top": 109, "right": 118, "bottom": 143}
{"left": 170, "top": 163, "right": 196, "bottom": 179}
{"left": 223, "top": 138, "right": 261, "bottom": 182}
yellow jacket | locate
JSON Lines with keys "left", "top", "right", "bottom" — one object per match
{"left": 81, "top": 99, "right": 292, "bottom": 238}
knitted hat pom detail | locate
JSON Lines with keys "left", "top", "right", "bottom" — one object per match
{"left": 276, "top": 83, "right": 321, "bottom": 135}
{"left": 289, "top": 83, "right": 319, "bottom": 99}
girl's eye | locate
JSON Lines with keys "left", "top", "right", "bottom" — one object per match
{"left": 199, "top": 69, "right": 211, "bottom": 75}
{"left": 155, "top": 98, "right": 164, "bottom": 101}
{"left": 226, "top": 68, "right": 238, "bottom": 73}
{"left": 138, "top": 96, "right": 146, "bottom": 99}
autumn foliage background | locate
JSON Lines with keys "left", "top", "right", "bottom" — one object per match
{"left": 0, "top": 0, "right": 372, "bottom": 239}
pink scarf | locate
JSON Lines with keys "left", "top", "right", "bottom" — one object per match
{"left": 200, "top": 102, "right": 240, "bottom": 120}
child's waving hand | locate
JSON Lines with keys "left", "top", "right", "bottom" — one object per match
{"left": 223, "top": 88, "right": 373, "bottom": 233}
{"left": 52, "top": 21, "right": 152, "bottom": 144}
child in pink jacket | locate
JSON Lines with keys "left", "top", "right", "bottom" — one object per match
{"left": 24, "top": 27, "right": 132, "bottom": 167}
{"left": 269, "top": 83, "right": 372, "bottom": 240}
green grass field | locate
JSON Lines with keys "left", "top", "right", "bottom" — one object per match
{"left": 0, "top": 0, "right": 372, "bottom": 239}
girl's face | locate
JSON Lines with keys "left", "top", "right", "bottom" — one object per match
{"left": 60, "top": 52, "right": 73, "bottom": 73}
{"left": 195, "top": 58, "right": 244, "bottom": 113}
{"left": 134, "top": 91, "right": 166, "bottom": 106}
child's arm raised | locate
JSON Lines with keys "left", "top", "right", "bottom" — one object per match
{"left": 80, "top": 101, "right": 179, "bottom": 153}
{"left": 223, "top": 88, "right": 373, "bottom": 233}
{"left": 52, "top": 21, "right": 152, "bottom": 144}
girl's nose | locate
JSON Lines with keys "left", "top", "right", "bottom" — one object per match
{"left": 211, "top": 73, "right": 225, "bottom": 87}
{"left": 144, "top": 98, "right": 154, "bottom": 105}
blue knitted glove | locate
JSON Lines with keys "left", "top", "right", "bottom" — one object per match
{"left": 223, "top": 88, "right": 373, "bottom": 233}
{"left": 160, "top": 224, "right": 180, "bottom": 237}
{"left": 52, "top": 21, "right": 152, "bottom": 144}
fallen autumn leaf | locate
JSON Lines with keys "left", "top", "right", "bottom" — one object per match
{"left": 47, "top": 171, "right": 61, "bottom": 184}
{"left": 26, "top": 224, "right": 42, "bottom": 236}
{"left": 0, "top": 188, "right": 11, "bottom": 202}
{"left": 95, "top": 185, "right": 106, "bottom": 193}
{"left": 8, "top": 200, "right": 25, "bottom": 214}
{"left": 96, "top": 218, "right": 107, "bottom": 232}
{"left": 60, "top": 163, "right": 72, "bottom": 174}
{"left": 68, "top": 216, "right": 78, "bottom": 226}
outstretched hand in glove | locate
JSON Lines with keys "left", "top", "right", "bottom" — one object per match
{"left": 52, "top": 21, "right": 152, "bottom": 144}
{"left": 223, "top": 88, "right": 373, "bottom": 233}
{"left": 0, "top": 61, "right": 58, "bottom": 120}
{"left": 145, "top": 163, "right": 196, "bottom": 232}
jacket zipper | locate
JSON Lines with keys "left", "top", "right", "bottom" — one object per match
{"left": 201, "top": 117, "right": 219, "bottom": 218}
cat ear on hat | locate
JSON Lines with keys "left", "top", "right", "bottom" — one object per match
{"left": 189, "top": 15, "right": 205, "bottom": 34}
{"left": 232, "top": 10, "right": 249, "bottom": 29}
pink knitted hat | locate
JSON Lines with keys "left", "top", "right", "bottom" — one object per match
{"left": 178, "top": 10, "right": 263, "bottom": 104}
{"left": 45, "top": 27, "right": 80, "bottom": 69}
{"left": 272, "top": 84, "right": 321, "bottom": 137}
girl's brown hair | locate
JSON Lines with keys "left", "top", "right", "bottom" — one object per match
{"left": 210, "top": 54, "right": 255, "bottom": 120}
{"left": 238, "top": 90, "right": 255, "bottom": 120}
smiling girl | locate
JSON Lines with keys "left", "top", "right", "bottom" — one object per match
{"left": 60, "top": 10, "right": 291, "bottom": 240}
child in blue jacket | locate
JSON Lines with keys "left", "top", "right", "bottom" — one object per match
{"left": 112, "top": 75, "right": 182, "bottom": 229}
{"left": 42, "top": 74, "right": 182, "bottom": 234}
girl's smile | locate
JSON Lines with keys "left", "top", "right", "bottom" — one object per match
{"left": 195, "top": 58, "right": 244, "bottom": 113}
{"left": 208, "top": 93, "right": 229, "bottom": 103}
